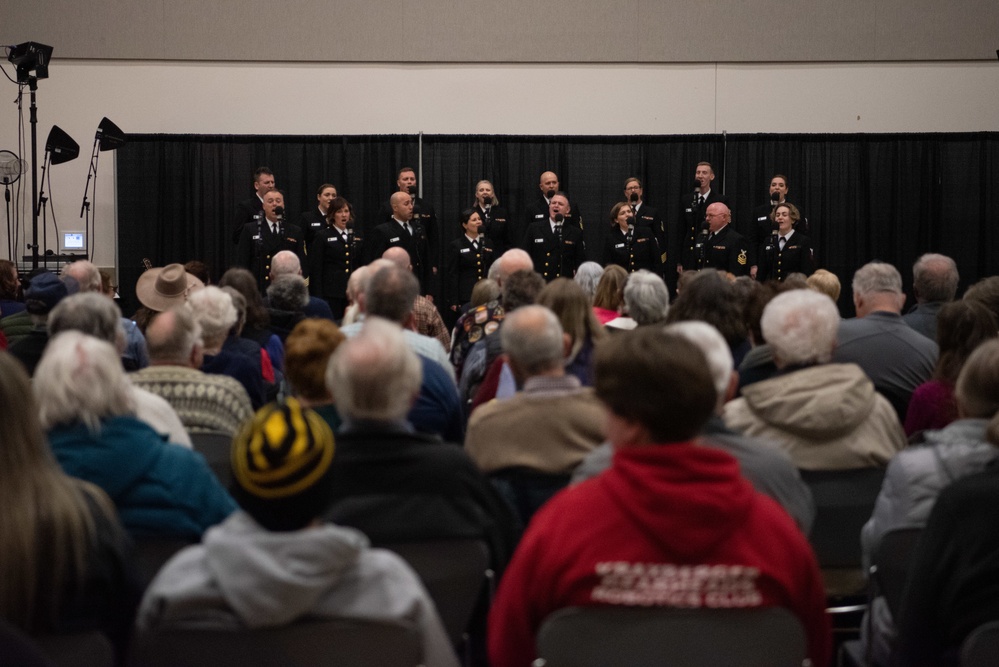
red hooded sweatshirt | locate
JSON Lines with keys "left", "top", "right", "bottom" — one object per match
{"left": 488, "top": 441, "right": 831, "bottom": 667}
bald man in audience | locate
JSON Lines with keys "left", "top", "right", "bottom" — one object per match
{"left": 130, "top": 306, "right": 253, "bottom": 437}
{"left": 902, "top": 253, "right": 959, "bottom": 341}
{"left": 382, "top": 246, "right": 450, "bottom": 351}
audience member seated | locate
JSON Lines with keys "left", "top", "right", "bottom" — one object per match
{"left": 265, "top": 274, "right": 308, "bottom": 342}
{"left": 383, "top": 246, "right": 451, "bottom": 352}
{"left": 737, "top": 280, "right": 781, "bottom": 390}
{"left": 605, "top": 269, "right": 670, "bottom": 331}
{"left": 591, "top": 264, "right": 627, "bottom": 326}
{"left": 466, "top": 306, "right": 606, "bottom": 523}
{"left": 451, "top": 249, "right": 533, "bottom": 377}
{"left": 188, "top": 286, "right": 266, "bottom": 408}
{"left": 902, "top": 253, "right": 959, "bottom": 341}
{"left": 892, "top": 403, "right": 999, "bottom": 666}
{"left": 341, "top": 260, "right": 455, "bottom": 382}
{"left": 63, "top": 259, "right": 149, "bottom": 370}
{"left": 340, "top": 264, "right": 368, "bottom": 326}
{"left": 283, "top": 318, "right": 346, "bottom": 431}
{"left": 964, "top": 275, "right": 999, "bottom": 321}
{"left": 487, "top": 327, "right": 830, "bottom": 667}
{"left": 537, "top": 279, "right": 606, "bottom": 386}
{"left": 131, "top": 306, "right": 253, "bottom": 437}
{"left": 905, "top": 300, "right": 998, "bottom": 437}
{"left": 574, "top": 321, "right": 815, "bottom": 534}
{"left": 49, "top": 293, "right": 192, "bottom": 447}
{"left": 35, "top": 331, "right": 236, "bottom": 538}
{"left": 724, "top": 289, "right": 906, "bottom": 469}
{"left": 218, "top": 267, "right": 284, "bottom": 371}
{"left": 268, "top": 249, "right": 334, "bottom": 321}
{"left": 133, "top": 263, "right": 204, "bottom": 335}
{"left": 323, "top": 318, "right": 518, "bottom": 571}
{"left": 806, "top": 268, "right": 842, "bottom": 303}
{"left": 667, "top": 269, "right": 749, "bottom": 365}
{"left": 833, "top": 261, "right": 937, "bottom": 422}
{"left": 861, "top": 339, "right": 999, "bottom": 667}
{"left": 573, "top": 261, "right": 604, "bottom": 303}
{"left": 220, "top": 287, "right": 277, "bottom": 389}
{"left": 0, "top": 352, "right": 139, "bottom": 658}
{"left": 8, "top": 271, "right": 77, "bottom": 375}
{"left": 135, "top": 398, "right": 459, "bottom": 667}
{"left": 0, "top": 259, "right": 25, "bottom": 317}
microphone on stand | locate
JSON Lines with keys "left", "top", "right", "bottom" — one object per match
{"left": 546, "top": 188, "right": 557, "bottom": 200}
{"left": 274, "top": 206, "right": 285, "bottom": 236}
{"left": 691, "top": 180, "right": 703, "bottom": 207}
{"left": 697, "top": 220, "right": 711, "bottom": 268}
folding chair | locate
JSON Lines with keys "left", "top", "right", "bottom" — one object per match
{"left": 535, "top": 606, "right": 808, "bottom": 667}
{"left": 190, "top": 430, "right": 234, "bottom": 489}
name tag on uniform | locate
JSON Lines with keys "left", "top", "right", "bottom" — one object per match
{"left": 685, "top": 208, "right": 693, "bottom": 213}
{"left": 460, "top": 248, "right": 470, "bottom": 254}
{"left": 615, "top": 243, "right": 625, "bottom": 249}
{"left": 534, "top": 238, "right": 544, "bottom": 244}
{"left": 535, "top": 214, "right": 545, "bottom": 219}
{"left": 252, "top": 234, "right": 261, "bottom": 241}
{"left": 311, "top": 222, "right": 322, "bottom": 227}
{"left": 389, "top": 236, "right": 400, "bottom": 243}
{"left": 328, "top": 236, "right": 338, "bottom": 243}
{"left": 757, "top": 216, "right": 768, "bottom": 222}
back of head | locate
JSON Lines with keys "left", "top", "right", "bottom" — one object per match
{"left": 0, "top": 351, "right": 49, "bottom": 474}
{"left": 326, "top": 317, "right": 423, "bottom": 422}
{"left": 502, "top": 269, "right": 545, "bottom": 311}
{"left": 63, "top": 261, "right": 102, "bottom": 293}
{"left": 146, "top": 306, "right": 203, "bottom": 366}
{"left": 664, "top": 321, "right": 733, "bottom": 407}
{"left": 0, "top": 259, "right": 20, "bottom": 300}
{"left": 48, "top": 293, "right": 124, "bottom": 346}
{"left": 219, "top": 267, "right": 269, "bottom": 329}
{"left": 592, "top": 264, "right": 628, "bottom": 311}
{"left": 500, "top": 305, "right": 565, "bottom": 376}
{"left": 934, "top": 300, "right": 999, "bottom": 382}
{"left": 25, "top": 271, "right": 75, "bottom": 319}
{"left": 761, "top": 289, "right": 840, "bottom": 367}
{"left": 964, "top": 276, "right": 999, "bottom": 323}
{"left": 806, "top": 269, "right": 842, "bottom": 303}
{"left": 913, "top": 253, "right": 959, "bottom": 303}
{"left": 284, "top": 319, "right": 346, "bottom": 403}
{"left": 34, "top": 331, "right": 134, "bottom": 432}
{"left": 574, "top": 262, "right": 604, "bottom": 301}
{"left": 365, "top": 265, "right": 419, "bottom": 324}
{"left": 266, "top": 274, "right": 308, "bottom": 312}
{"left": 470, "top": 279, "right": 500, "bottom": 308}
{"left": 496, "top": 249, "right": 534, "bottom": 284}
{"left": 381, "top": 246, "right": 411, "bottom": 271}
{"left": 537, "top": 278, "right": 604, "bottom": 349}
{"left": 667, "top": 270, "right": 744, "bottom": 345}
{"left": 595, "top": 328, "right": 715, "bottom": 442}
{"left": 346, "top": 265, "right": 370, "bottom": 302}
{"left": 956, "top": 340, "right": 999, "bottom": 421}
{"left": 269, "top": 250, "right": 301, "bottom": 278}
{"left": 852, "top": 261, "right": 903, "bottom": 297}
{"left": 623, "top": 270, "right": 670, "bottom": 326}
{"left": 231, "top": 398, "right": 336, "bottom": 531}
{"left": 187, "top": 286, "right": 237, "bottom": 346}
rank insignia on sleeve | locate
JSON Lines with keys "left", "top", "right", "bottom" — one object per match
{"left": 737, "top": 250, "right": 748, "bottom": 265}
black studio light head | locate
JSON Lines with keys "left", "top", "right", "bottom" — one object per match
{"left": 7, "top": 42, "right": 54, "bottom": 82}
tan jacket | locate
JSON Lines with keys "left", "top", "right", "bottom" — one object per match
{"left": 723, "top": 363, "right": 906, "bottom": 470}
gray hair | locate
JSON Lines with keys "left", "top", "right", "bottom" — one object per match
{"left": 221, "top": 286, "right": 247, "bottom": 334}
{"left": 761, "top": 289, "right": 840, "bottom": 366}
{"left": 495, "top": 249, "right": 534, "bottom": 284}
{"left": 48, "top": 292, "right": 125, "bottom": 349}
{"left": 187, "top": 286, "right": 237, "bottom": 347}
{"left": 913, "top": 253, "right": 959, "bottom": 303}
{"left": 269, "top": 250, "right": 301, "bottom": 277}
{"left": 574, "top": 262, "right": 604, "bottom": 301}
{"left": 326, "top": 317, "right": 423, "bottom": 422}
{"left": 624, "top": 270, "right": 671, "bottom": 326}
{"left": 267, "top": 274, "right": 308, "bottom": 311}
{"left": 62, "top": 260, "right": 102, "bottom": 293}
{"left": 346, "top": 265, "right": 370, "bottom": 302}
{"left": 366, "top": 265, "right": 418, "bottom": 324}
{"left": 664, "top": 321, "right": 732, "bottom": 403}
{"left": 146, "top": 306, "right": 203, "bottom": 365}
{"left": 852, "top": 261, "right": 903, "bottom": 297}
{"left": 34, "top": 331, "right": 135, "bottom": 432}
{"left": 500, "top": 305, "right": 565, "bottom": 375}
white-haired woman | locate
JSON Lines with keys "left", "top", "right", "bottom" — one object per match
{"left": 35, "top": 331, "right": 236, "bottom": 539}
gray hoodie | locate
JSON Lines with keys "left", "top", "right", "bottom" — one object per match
{"left": 137, "top": 511, "right": 459, "bottom": 667}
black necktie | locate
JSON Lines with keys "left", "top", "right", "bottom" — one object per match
{"left": 698, "top": 195, "right": 705, "bottom": 207}
{"left": 779, "top": 236, "right": 787, "bottom": 250}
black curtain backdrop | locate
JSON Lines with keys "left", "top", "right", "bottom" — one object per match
{"left": 116, "top": 132, "right": 999, "bottom": 316}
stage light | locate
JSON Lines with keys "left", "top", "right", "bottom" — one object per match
{"left": 45, "top": 125, "right": 79, "bottom": 165}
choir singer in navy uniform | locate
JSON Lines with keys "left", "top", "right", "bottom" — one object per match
{"left": 678, "top": 162, "right": 728, "bottom": 273}
{"left": 308, "top": 196, "right": 362, "bottom": 320}
{"left": 444, "top": 208, "right": 495, "bottom": 314}
{"left": 299, "top": 183, "right": 337, "bottom": 247}
{"left": 471, "top": 180, "right": 513, "bottom": 254}
{"left": 696, "top": 202, "right": 750, "bottom": 277}
{"left": 235, "top": 189, "right": 306, "bottom": 293}
{"left": 755, "top": 203, "right": 815, "bottom": 282}
{"left": 368, "top": 191, "right": 433, "bottom": 298}
{"left": 524, "top": 192, "right": 585, "bottom": 282}
{"left": 602, "top": 202, "right": 661, "bottom": 274}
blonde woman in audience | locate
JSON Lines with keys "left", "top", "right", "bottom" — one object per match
{"left": 0, "top": 351, "right": 138, "bottom": 655}
{"left": 806, "top": 268, "right": 841, "bottom": 302}
{"left": 284, "top": 318, "right": 347, "bottom": 432}
{"left": 537, "top": 278, "right": 606, "bottom": 386}
{"left": 590, "top": 264, "right": 628, "bottom": 325}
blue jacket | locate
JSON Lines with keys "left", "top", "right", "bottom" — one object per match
{"left": 49, "top": 415, "right": 237, "bottom": 538}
